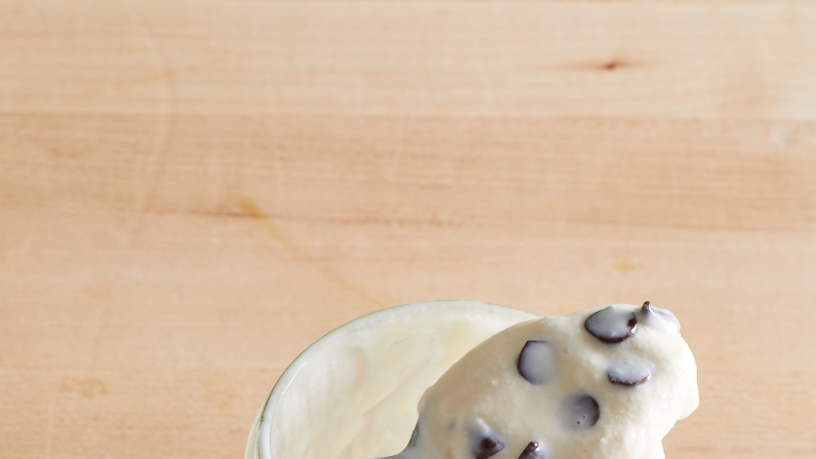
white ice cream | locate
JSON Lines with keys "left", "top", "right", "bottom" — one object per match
{"left": 393, "top": 303, "right": 699, "bottom": 459}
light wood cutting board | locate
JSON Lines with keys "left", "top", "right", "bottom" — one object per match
{"left": 1, "top": 1, "right": 815, "bottom": 458}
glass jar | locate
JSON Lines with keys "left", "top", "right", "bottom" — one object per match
{"left": 245, "top": 300, "right": 535, "bottom": 459}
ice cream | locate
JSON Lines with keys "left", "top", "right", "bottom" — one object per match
{"left": 246, "top": 301, "right": 698, "bottom": 459}
{"left": 376, "top": 302, "right": 698, "bottom": 459}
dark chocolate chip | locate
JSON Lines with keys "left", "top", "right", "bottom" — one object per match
{"left": 407, "top": 421, "right": 419, "bottom": 447}
{"left": 637, "top": 301, "right": 681, "bottom": 334}
{"left": 561, "top": 395, "right": 600, "bottom": 430}
{"left": 517, "top": 340, "right": 557, "bottom": 385}
{"left": 474, "top": 436, "right": 505, "bottom": 459}
{"left": 607, "top": 367, "right": 651, "bottom": 387}
{"left": 584, "top": 306, "right": 637, "bottom": 344}
{"left": 518, "top": 441, "right": 544, "bottom": 459}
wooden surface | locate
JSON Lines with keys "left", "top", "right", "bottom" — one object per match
{"left": 2, "top": 1, "right": 816, "bottom": 458}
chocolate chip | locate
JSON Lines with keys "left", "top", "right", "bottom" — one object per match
{"left": 561, "top": 395, "right": 600, "bottom": 430}
{"left": 517, "top": 340, "right": 557, "bottom": 385}
{"left": 607, "top": 367, "right": 651, "bottom": 387}
{"left": 584, "top": 305, "right": 637, "bottom": 344}
{"left": 637, "top": 301, "right": 681, "bottom": 334}
{"left": 474, "top": 436, "right": 505, "bottom": 459}
{"left": 407, "top": 421, "right": 419, "bottom": 447}
{"left": 518, "top": 441, "right": 544, "bottom": 459}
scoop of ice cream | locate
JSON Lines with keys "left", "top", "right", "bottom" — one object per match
{"left": 380, "top": 302, "right": 698, "bottom": 459}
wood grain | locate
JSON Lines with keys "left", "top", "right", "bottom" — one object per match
{"left": 1, "top": 1, "right": 815, "bottom": 458}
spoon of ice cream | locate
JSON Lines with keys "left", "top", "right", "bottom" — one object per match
{"left": 357, "top": 302, "right": 698, "bottom": 459}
